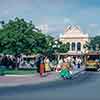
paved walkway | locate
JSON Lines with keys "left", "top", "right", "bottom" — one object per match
{"left": 0, "top": 67, "right": 85, "bottom": 87}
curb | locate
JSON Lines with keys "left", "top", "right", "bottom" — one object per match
{"left": 72, "top": 69, "right": 85, "bottom": 76}
{"left": 5, "top": 74, "right": 34, "bottom": 77}
{"left": 4, "top": 72, "right": 56, "bottom": 77}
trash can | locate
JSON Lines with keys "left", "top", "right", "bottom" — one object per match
{"left": 0, "top": 66, "right": 5, "bottom": 76}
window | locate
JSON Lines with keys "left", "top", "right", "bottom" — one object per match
{"left": 72, "top": 42, "right": 75, "bottom": 51}
{"left": 77, "top": 42, "right": 81, "bottom": 51}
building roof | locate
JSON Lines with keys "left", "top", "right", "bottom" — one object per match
{"left": 60, "top": 25, "right": 88, "bottom": 38}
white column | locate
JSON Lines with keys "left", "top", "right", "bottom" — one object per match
{"left": 75, "top": 42, "right": 77, "bottom": 51}
{"left": 70, "top": 42, "right": 72, "bottom": 51}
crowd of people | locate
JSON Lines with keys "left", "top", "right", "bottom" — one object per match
{"left": 0, "top": 54, "right": 82, "bottom": 79}
{"left": 0, "top": 55, "right": 21, "bottom": 69}
{"left": 0, "top": 54, "right": 52, "bottom": 72}
{"left": 38, "top": 55, "right": 82, "bottom": 78}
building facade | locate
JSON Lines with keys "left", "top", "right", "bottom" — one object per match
{"left": 59, "top": 25, "right": 89, "bottom": 54}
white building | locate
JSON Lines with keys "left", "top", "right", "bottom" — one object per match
{"left": 59, "top": 25, "right": 89, "bottom": 54}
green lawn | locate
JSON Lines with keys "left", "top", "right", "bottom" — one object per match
{"left": 2, "top": 69, "right": 36, "bottom": 75}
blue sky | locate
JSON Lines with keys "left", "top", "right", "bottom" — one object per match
{"left": 0, "top": 0, "right": 100, "bottom": 37}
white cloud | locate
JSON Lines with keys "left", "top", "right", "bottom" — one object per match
{"left": 89, "top": 23, "right": 98, "bottom": 27}
{"left": 37, "top": 24, "right": 48, "bottom": 33}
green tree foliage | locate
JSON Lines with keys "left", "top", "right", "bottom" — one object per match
{"left": 51, "top": 40, "right": 70, "bottom": 53}
{"left": 45, "top": 35, "right": 55, "bottom": 54}
{"left": 84, "top": 36, "right": 100, "bottom": 51}
{"left": 90, "top": 36, "right": 100, "bottom": 50}
{"left": 58, "top": 42, "right": 70, "bottom": 53}
{"left": 83, "top": 41, "right": 91, "bottom": 50}
{"left": 0, "top": 17, "right": 52, "bottom": 55}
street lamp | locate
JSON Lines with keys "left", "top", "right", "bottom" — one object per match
{"left": 52, "top": 40, "right": 60, "bottom": 64}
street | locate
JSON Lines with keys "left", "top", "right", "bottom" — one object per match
{"left": 0, "top": 71, "right": 100, "bottom": 100}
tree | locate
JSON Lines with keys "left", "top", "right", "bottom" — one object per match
{"left": 58, "top": 42, "right": 70, "bottom": 53}
{"left": 51, "top": 40, "right": 70, "bottom": 53}
{"left": 83, "top": 41, "right": 91, "bottom": 50}
{"left": 84, "top": 36, "right": 100, "bottom": 51}
{"left": 0, "top": 17, "right": 53, "bottom": 55}
{"left": 90, "top": 36, "right": 100, "bottom": 50}
{"left": 45, "top": 35, "right": 55, "bottom": 54}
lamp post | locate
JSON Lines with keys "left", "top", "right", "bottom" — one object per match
{"left": 52, "top": 40, "right": 60, "bottom": 64}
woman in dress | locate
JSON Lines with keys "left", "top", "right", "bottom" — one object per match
{"left": 40, "top": 56, "right": 45, "bottom": 77}
{"left": 44, "top": 57, "right": 51, "bottom": 75}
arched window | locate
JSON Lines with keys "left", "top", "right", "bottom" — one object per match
{"left": 77, "top": 42, "right": 81, "bottom": 51}
{"left": 72, "top": 42, "right": 75, "bottom": 51}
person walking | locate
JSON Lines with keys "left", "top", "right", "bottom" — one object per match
{"left": 36, "top": 57, "right": 41, "bottom": 73}
{"left": 76, "top": 57, "right": 81, "bottom": 69}
{"left": 56, "top": 57, "right": 63, "bottom": 72}
{"left": 44, "top": 56, "right": 50, "bottom": 75}
{"left": 40, "top": 56, "right": 45, "bottom": 77}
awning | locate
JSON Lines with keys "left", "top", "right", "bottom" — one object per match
{"left": 67, "top": 51, "right": 84, "bottom": 56}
